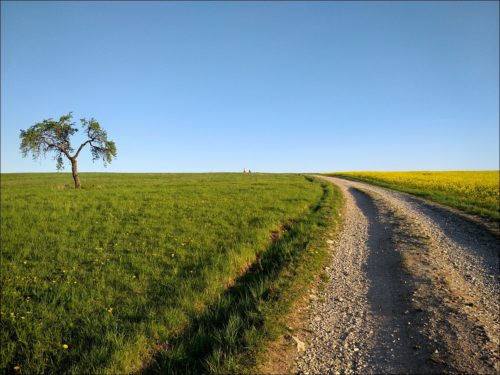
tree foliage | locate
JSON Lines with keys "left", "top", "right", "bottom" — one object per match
{"left": 20, "top": 112, "right": 117, "bottom": 171}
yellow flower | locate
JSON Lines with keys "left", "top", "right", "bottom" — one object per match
{"left": 13, "top": 365, "right": 21, "bottom": 371}
{"left": 107, "top": 307, "right": 113, "bottom": 313}
{"left": 62, "top": 344, "right": 69, "bottom": 349}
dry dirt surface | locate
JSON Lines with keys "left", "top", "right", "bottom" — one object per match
{"left": 295, "top": 176, "right": 499, "bottom": 375}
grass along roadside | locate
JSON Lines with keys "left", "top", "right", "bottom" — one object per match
{"left": 1, "top": 173, "right": 341, "bottom": 374}
{"left": 325, "top": 171, "right": 499, "bottom": 222}
{"left": 256, "top": 178, "right": 346, "bottom": 375}
{"left": 142, "top": 177, "right": 343, "bottom": 373}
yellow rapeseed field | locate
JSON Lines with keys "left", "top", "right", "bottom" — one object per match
{"left": 327, "top": 171, "right": 499, "bottom": 221}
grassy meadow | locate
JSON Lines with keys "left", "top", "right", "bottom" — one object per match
{"left": 1, "top": 173, "right": 342, "bottom": 374}
{"left": 326, "top": 171, "right": 499, "bottom": 221}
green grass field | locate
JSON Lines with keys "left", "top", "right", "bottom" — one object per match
{"left": 1, "top": 173, "right": 342, "bottom": 374}
{"left": 325, "top": 171, "right": 499, "bottom": 221}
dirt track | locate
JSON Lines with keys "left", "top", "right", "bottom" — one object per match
{"left": 296, "top": 176, "right": 499, "bottom": 374}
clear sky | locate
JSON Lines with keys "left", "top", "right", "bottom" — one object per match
{"left": 1, "top": 1, "right": 498, "bottom": 173}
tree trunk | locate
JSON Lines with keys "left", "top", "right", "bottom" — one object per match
{"left": 71, "top": 158, "right": 81, "bottom": 189}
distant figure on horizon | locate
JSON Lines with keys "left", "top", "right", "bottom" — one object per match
{"left": 243, "top": 168, "right": 246, "bottom": 173}
{"left": 248, "top": 169, "right": 251, "bottom": 173}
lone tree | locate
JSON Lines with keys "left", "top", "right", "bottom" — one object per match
{"left": 20, "top": 113, "right": 117, "bottom": 188}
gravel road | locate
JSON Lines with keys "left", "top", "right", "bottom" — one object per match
{"left": 296, "top": 176, "right": 499, "bottom": 374}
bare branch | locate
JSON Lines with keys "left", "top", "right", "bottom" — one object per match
{"left": 72, "top": 140, "right": 92, "bottom": 159}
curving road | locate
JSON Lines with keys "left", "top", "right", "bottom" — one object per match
{"left": 296, "top": 176, "right": 499, "bottom": 374}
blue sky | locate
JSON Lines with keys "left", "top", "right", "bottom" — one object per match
{"left": 1, "top": 1, "right": 498, "bottom": 173}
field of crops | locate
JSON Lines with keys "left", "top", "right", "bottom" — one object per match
{"left": 326, "top": 171, "right": 499, "bottom": 221}
{"left": 1, "top": 173, "right": 342, "bottom": 374}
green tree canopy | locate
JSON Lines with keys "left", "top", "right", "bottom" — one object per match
{"left": 20, "top": 112, "right": 117, "bottom": 188}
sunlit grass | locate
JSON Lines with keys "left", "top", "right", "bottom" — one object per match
{"left": 1, "top": 173, "right": 341, "bottom": 373}
{"left": 325, "top": 171, "right": 499, "bottom": 221}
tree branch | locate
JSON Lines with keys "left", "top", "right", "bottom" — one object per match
{"left": 44, "top": 140, "right": 71, "bottom": 159}
{"left": 73, "top": 139, "right": 92, "bottom": 159}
